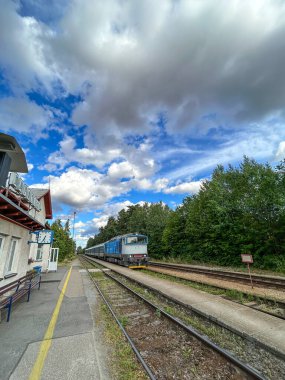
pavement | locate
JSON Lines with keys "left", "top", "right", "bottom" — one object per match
{"left": 0, "top": 260, "right": 110, "bottom": 380}
{"left": 93, "top": 259, "right": 285, "bottom": 359}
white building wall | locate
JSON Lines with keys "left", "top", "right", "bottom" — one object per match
{"left": 29, "top": 243, "right": 51, "bottom": 272}
{"left": 28, "top": 197, "right": 46, "bottom": 225}
{"left": 0, "top": 219, "right": 35, "bottom": 286}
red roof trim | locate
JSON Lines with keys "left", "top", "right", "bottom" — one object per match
{"left": 0, "top": 192, "right": 45, "bottom": 230}
{"left": 42, "top": 189, "right": 52, "bottom": 219}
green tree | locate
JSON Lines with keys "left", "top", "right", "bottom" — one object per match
{"left": 51, "top": 219, "right": 75, "bottom": 261}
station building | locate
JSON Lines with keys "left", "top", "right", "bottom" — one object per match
{"left": 0, "top": 134, "right": 53, "bottom": 286}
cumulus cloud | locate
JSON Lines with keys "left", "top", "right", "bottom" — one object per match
{"left": 41, "top": 135, "right": 122, "bottom": 170}
{"left": 0, "top": 97, "right": 51, "bottom": 136}
{"left": 47, "top": 166, "right": 130, "bottom": 209}
{"left": 164, "top": 181, "right": 202, "bottom": 194}
{"left": 42, "top": 135, "right": 157, "bottom": 180}
{"left": 3, "top": 0, "right": 285, "bottom": 137}
{"left": 167, "top": 123, "right": 285, "bottom": 179}
{"left": 76, "top": 200, "right": 147, "bottom": 242}
{"left": 51, "top": 0, "right": 285, "bottom": 137}
{"left": 275, "top": 141, "right": 285, "bottom": 161}
{"left": 45, "top": 166, "right": 145, "bottom": 210}
{"left": 0, "top": 1, "right": 56, "bottom": 94}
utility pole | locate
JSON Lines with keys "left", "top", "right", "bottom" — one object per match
{"left": 72, "top": 211, "right": 76, "bottom": 254}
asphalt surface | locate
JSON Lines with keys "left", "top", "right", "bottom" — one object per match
{"left": 0, "top": 262, "right": 110, "bottom": 380}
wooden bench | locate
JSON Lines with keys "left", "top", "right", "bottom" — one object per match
{"left": 0, "top": 272, "right": 41, "bottom": 322}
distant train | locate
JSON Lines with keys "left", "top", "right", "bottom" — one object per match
{"left": 85, "top": 233, "right": 148, "bottom": 268}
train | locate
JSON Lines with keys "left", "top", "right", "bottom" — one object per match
{"left": 85, "top": 233, "right": 148, "bottom": 268}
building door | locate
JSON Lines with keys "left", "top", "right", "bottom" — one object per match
{"left": 48, "top": 247, "right": 59, "bottom": 272}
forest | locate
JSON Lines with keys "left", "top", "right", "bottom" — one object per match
{"left": 86, "top": 157, "right": 285, "bottom": 272}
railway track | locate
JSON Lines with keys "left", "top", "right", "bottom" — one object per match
{"left": 81, "top": 255, "right": 267, "bottom": 380}
{"left": 148, "top": 262, "right": 285, "bottom": 290}
{"left": 146, "top": 262, "right": 285, "bottom": 320}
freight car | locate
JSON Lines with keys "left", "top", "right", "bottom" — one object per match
{"left": 85, "top": 233, "right": 148, "bottom": 268}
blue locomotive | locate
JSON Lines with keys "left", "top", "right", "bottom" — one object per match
{"left": 85, "top": 233, "right": 148, "bottom": 268}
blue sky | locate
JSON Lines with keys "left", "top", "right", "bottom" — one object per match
{"left": 1, "top": 0, "right": 285, "bottom": 246}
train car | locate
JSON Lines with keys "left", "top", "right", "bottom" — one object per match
{"left": 85, "top": 233, "right": 148, "bottom": 268}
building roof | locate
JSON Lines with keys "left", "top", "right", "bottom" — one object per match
{"left": 30, "top": 188, "right": 49, "bottom": 199}
{"left": 30, "top": 188, "right": 53, "bottom": 219}
{"left": 0, "top": 189, "right": 45, "bottom": 230}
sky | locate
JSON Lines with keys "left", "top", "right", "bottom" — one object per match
{"left": 1, "top": 0, "right": 285, "bottom": 247}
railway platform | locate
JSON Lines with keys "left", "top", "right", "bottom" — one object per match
{"left": 0, "top": 260, "right": 110, "bottom": 380}
{"left": 94, "top": 260, "right": 285, "bottom": 360}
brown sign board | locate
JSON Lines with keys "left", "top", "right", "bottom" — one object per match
{"left": 241, "top": 254, "right": 253, "bottom": 264}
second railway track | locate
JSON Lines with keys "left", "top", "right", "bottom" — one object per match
{"left": 148, "top": 262, "right": 285, "bottom": 290}
{"left": 80, "top": 255, "right": 272, "bottom": 380}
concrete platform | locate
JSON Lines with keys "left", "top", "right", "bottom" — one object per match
{"left": 0, "top": 260, "right": 110, "bottom": 380}
{"left": 95, "top": 260, "right": 285, "bottom": 359}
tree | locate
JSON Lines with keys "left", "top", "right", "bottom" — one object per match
{"left": 51, "top": 219, "right": 75, "bottom": 261}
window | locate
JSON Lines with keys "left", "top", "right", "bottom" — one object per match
{"left": 125, "top": 236, "right": 147, "bottom": 245}
{"left": 5, "top": 238, "right": 17, "bottom": 274}
{"left": 36, "top": 244, "right": 43, "bottom": 261}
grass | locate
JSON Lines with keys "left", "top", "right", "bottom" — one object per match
{"left": 90, "top": 271, "right": 105, "bottom": 280}
{"left": 142, "top": 268, "right": 275, "bottom": 305}
{"left": 119, "top": 315, "right": 129, "bottom": 328}
{"left": 58, "top": 254, "right": 77, "bottom": 265}
{"left": 100, "top": 302, "right": 148, "bottom": 380}
{"left": 182, "top": 347, "right": 192, "bottom": 359}
{"left": 79, "top": 259, "right": 148, "bottom": 379}
{"left": 151, "top": 256, "right": 285, "bottom": 276}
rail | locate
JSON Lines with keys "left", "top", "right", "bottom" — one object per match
{"left": 148, "top": 262, "right": 285, "bottom": 290}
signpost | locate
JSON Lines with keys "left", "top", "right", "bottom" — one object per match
{"left": 241, "top": 254, "right": 254, "bottom": 288}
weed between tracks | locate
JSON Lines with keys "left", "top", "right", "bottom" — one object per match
{"left": 99, "top": 303, "right": 147, "bottom": 380}
{"left": 85, "top": 265, "right": 147, "bottom": 380}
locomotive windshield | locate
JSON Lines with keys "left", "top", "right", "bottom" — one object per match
{"left": 125, "top": 236, "right": 147, "bottom": 245}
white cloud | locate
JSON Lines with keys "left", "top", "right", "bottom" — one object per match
{"left": 38, "top": 166, "right": 133, "bottom": 210}
{"left": 41, "top": 135, "right": 122, "bottom": 170}
{"left": 108, "top": 161, "right": 134, "bottom": 179}
{"left": 0, "top": 97, "right": 51, "bottom": 136}
{"left": 164, "top": 181, "right": 202, "bottom": 194}
{"left": 27, "top": 163, "right": 34, "bottom": 171}
{"left": 75, "top": 200, "right": 148, "bottom": 243}
{"left": 42, "top": 164, "right": 201, "bottom": 210}
{"left": 74, "top": 220, "right": 86, "bottom": 229}
{"left": 0, "top": 1, "right": 56, "bottom": 94}
{"left": 167, "top": 123, "right": 285, "bottom": 179}
{"left": 3, "top": 0, "right": 285, "bottom": 139}
{"left": 275, "top": 141, "right": 285, "bottom": 161}
{"left": 52, "top": 0, "right": 285, "bottom": 138}
{"left": 42, "top": 135, "right": 157, "bottom": 181}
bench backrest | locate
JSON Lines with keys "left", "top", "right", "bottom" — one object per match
{"left": 0, "top": 273, "right": 35, "bottom": 296}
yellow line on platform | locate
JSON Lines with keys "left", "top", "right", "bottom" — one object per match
{"left": 29, "top": 266, "right": 73, "bottom": 380}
